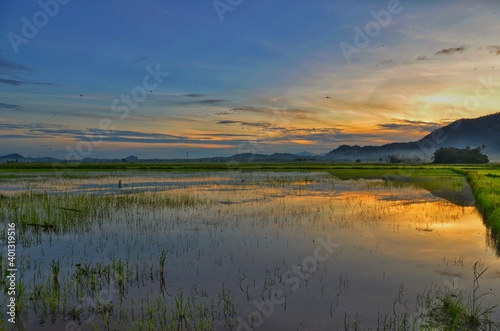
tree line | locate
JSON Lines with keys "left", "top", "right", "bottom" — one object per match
{"left": 433, "top": 146, "right": 488, "bottom": 164}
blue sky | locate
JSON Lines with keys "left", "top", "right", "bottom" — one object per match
{"left": 1, "top": 0, "right": 499, "bottom": 159}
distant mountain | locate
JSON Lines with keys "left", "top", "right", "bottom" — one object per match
{"left": 0, "top": 153, "right": 27, "bottom": 163}
{"left": 31, "top": 156, "right": 60, "bottom": 163}
{"left": 421, "top": 112, "right": 500, "bottom": 153}
{"left": 0, "top": 153, "right": 25, "bottom": 162}
{"left": 122, "top": 155, "right": 139, "bottom": 162}
{"left": 1, "top": 113, "right": 499, "bottom": 164}
{"left": 227, "top": 153, "right": 309, "bottom": 162}
{"left": 325, "top": 112, "right": 500, "bottom": 162}
{"left": 296, "top": 151, "right": 314, "bottom": 157}
{"left": 0, "top": 154, "right": 64, "bottom": 163}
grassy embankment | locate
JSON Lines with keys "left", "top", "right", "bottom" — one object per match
{"left": 459, "top": 167, "right": 500, "bottom": 244}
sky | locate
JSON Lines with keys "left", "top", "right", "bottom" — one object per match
{"left": 0, "top": 0, "right": 499, "bottom": 159}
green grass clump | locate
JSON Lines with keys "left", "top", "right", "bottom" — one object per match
{"left": 0, "top": 190, "right": 209, "bottom": 247}
{"left": 464, "top": 170, "right": 500, "bottom": 245}
{"left": 426, "top": 294, "right": 479, "bottom": 330}
{"left": 110, "top": 191, "right": 207, "bottom": 209}
{"left": 344, "top": 263, "right": 500, "bottom": 331}
{"left": 419, "top": 262, "right": 499, "bottom": 331}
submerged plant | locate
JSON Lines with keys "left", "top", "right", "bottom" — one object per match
{"left": 174, "top": 289, "right": 191, "bottom": 329}
{"left": 2, "top": 168, "right": 499, "bottom": 330}
{"left": 51, "top": 260, "right": 61, "bottom": 286}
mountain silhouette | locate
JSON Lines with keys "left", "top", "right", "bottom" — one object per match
{"left": 325, "top": 112, "right": 500, "bottom": 162}
{"left": 1, "top": 113, "right": 499, "bottom": 163}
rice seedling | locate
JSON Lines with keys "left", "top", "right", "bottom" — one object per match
{"left": 0, "top": 168, "right": 499, "bottom": 329}
{"left": 174, "top": 288, "right": 191, "bottom": 328}
{"left": 50, "top": 260, "right": 61, "bottom": 286}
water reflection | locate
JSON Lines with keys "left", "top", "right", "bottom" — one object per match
{"left": 0, "top": 171, "right": 498, "bottom": 330}
{"left": 329, "top": 171, "right": 500, "bottom": 256}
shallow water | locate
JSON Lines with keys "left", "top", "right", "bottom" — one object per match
{"left": 1, "top": 170, "right": 499, "bottom": 330}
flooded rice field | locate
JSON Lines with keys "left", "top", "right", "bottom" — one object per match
{"left": 0, "top": 170, "right": 499, "bottom": 330}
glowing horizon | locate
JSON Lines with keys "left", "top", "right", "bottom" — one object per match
{"left": 1, "top": 1, "right": 499, "bottom": 159}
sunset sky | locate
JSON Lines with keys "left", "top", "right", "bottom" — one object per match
{"left": 1, "top": 1, "right": 499, "bottom": 159}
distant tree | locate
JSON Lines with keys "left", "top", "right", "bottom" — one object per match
{"left": 389, "top": 154, "right": 402, "bottom": 163}
{"left": 432, "top": 147, "right": 489, "bottom": 164}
